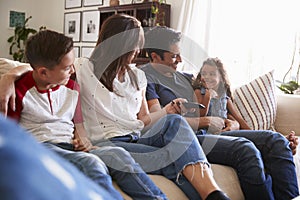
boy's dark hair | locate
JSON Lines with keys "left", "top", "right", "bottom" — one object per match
{"left": 25, "top": 29, "right": 73, "bottom": 69}
{"left": 144, "top": 26, "right": 181, "bottom": 61}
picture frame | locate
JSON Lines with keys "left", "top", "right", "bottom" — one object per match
{"left": 81, "top": 10, "right": 100, "bottom": 42}
{"left": 65, "top": 0, "right": 82, "bottom": 9}
{"left": 9, "top": 11, "right": 25, "bottom": 28}
{"left": 64, "top": 12, "right": 81, "bottom": 42}
{"left": 73, "top": 46, "right": 80, "bottom": 57}
{"left": 81, "top": 46, "right": 95, "bottom": 58}
{"left": 83, "top": 0, "right": 103, "bottom": 7}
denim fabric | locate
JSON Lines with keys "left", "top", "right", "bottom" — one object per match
{"left": 42, "top": 143, "right": 122, "bottom": 199}
{"left": 95, "top": 114, "right": 207, "bottom": 200}
{"left": 0, "top": 116, "right": 122, "bottom": 200}
{"left": 197, "top": 130, "right": 299, "bottom": 200}
{"left": 221, "top": 130, "right": 299, "bottom": 200}
{"left": 90, "top": 145, "right": 167, "bottom": 200}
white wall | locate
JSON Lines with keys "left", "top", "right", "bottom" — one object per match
{"left": 0, "top": 0, "right": 182, "bottom": 59}
{"left": 0, "top": 0, "right": 64, "bottom": 58}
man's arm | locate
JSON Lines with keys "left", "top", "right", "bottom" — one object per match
{"left": 147, "top": 98, "right": 225, "bottom": 132}
{"left": 0, "top": 65, "right": 32, "bottom": 116}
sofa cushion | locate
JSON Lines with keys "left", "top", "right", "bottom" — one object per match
{"left": 232, "top": 71, "right": 276, "bottom": 130}
{"left": 275, "top": 93, "right": 300, "bottom": 135}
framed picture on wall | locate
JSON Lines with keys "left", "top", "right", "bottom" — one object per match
{"left": 83, "top": 0, "right": 103, "bottom": 7}
{"left": 73, "top": 46, "right": 80, "bottom": 57}
{"left": 81, "top": 46, "right": 95, "bottom": 58}
{"left": 64, "top": 12, "right": 81, "bottom": 42}
{"left": 81, "top": 10, "right": 100, "bottom": 42}
{"left": 65, "top": 0, "right": 82, "bottom": 9}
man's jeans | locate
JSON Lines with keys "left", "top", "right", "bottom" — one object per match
{"left": 197, "top": 130, "right": 299, "bottom": 200}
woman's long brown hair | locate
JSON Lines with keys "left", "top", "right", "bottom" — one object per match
{"left": 93, "top": 14, "right": 144, "bottom": 93}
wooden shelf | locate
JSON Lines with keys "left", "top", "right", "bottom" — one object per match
{"left": 98, "top": 2, "right": 171, "bottom": 66}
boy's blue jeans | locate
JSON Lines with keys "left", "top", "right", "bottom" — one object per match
{"left": 197, "top": 130, "right": 299, "bottom": 200}
{"left": 43, "top": 143, "right": 122, "bottom": 199}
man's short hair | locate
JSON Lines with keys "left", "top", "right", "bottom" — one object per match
{"left": 144, "top": 26, "right": 181, "bottom": 60}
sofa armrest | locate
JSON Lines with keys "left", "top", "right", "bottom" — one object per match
{"left": 275, "top": 94, "right": 300, "bottom": 136}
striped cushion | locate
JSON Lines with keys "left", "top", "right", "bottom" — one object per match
{"left": 232, "top": 71, "right": 276, "bottom": 130}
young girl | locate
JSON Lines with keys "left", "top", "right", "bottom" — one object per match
{"left": 192, "top": 57, "right": 250, "bottom": 129}
{"left": 193, "top": 57, "right": 298, "bottom": 154}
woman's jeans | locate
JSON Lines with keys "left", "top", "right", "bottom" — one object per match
{"left": 43, "top": 143, "right": 123, "bottom": 200}
{"left": 95, "top": 114, "right": 207, "bottom": 200}
{"left": 197, "top": 130, "right": 299, "bottom": 200}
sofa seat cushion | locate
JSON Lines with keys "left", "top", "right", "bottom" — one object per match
{"left": 113, "top": 164, "right": 244, "bottom": 200}
{"left": 275, "top": 93, "right": 300, "bottom": 135}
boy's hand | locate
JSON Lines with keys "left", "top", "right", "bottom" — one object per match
{"left": 73, "top": 137, "right": 96, "bottom": 152}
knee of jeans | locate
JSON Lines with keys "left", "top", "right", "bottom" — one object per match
{"left": 96, "top": 146, "right": 143, "bottom": 173}
{"left": 233, "top": 137, "right": 262, "bottom": 161}
{"left": 79, "top": 153, "right": 108, "bottom": 174}
{"left": 176, "top": 161, "right": 212, "bottom": 184}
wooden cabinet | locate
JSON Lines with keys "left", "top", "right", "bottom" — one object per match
{"left": 98, "top": 2, "right": 171, "bottom": 65}
{"left": 98, "top": 2, "right": 171, "bottom": 28}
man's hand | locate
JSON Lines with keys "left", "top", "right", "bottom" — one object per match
{"left": 205, "top": 116, "right": 225, "bottom": 134}
{"left": 0, "top": 74, "right": 17, "bottom": 116}
{"left": 286, "top": 131, "right": 298, "bottom": 155}
{"left": 222, "top": 119, "right": 240, "bottom": 132}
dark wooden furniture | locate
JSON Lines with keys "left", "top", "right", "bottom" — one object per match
{"left": 98, "top": 2, "right": 170, "bottom": 28}
{"left": 98, "top": 2, "right": 171, "bottom": 65}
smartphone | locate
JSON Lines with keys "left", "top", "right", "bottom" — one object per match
{"left": 182, "top": 102, "right": 205, "bottom": 109}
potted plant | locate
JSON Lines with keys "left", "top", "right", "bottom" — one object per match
{"left": 277, "top": 34, "right": 300, "bottom": 94}
{"left": 277, "top": 80, "right": 299, "bottom": 94}
{"left": 7, "top": 16, "right": 45, "bottom": 62}
{"left": 150, "top": 0, "right": 166, "bottom": 26}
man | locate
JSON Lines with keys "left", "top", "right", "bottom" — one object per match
{"left": 140, "top": 26, "right": 299, "bottom": 200}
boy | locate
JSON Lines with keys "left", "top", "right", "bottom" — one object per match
{"left": 7, "top": 30, "right": 122, "bottom": 199}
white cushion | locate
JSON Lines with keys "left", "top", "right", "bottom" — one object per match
{"left": 0, "top": 58, "right": 29, "bottom": 78}
{"left": 232, "top": 71, "right": 276, "bottom": 130}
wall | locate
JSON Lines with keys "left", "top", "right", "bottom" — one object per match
{"left": 0, "top": 0, "right": 64, "bottom": 58}
{"left": 0, "top": 0, "right": 182, "bottom": 59}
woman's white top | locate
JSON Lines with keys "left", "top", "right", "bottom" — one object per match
{"left": 74, "top": 58, "right": 146, "bottom": 143}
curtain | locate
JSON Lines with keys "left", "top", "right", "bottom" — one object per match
{"left": 176, "top": 0, "right": 300, "bottom": 87}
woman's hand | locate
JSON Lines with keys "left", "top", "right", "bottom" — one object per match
{"left": 73, "top": 137, "right": 96, "bottom": 152}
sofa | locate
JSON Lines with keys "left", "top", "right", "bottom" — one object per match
{"left": 1, "top": 58, "right": 300, "bottom": 200}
